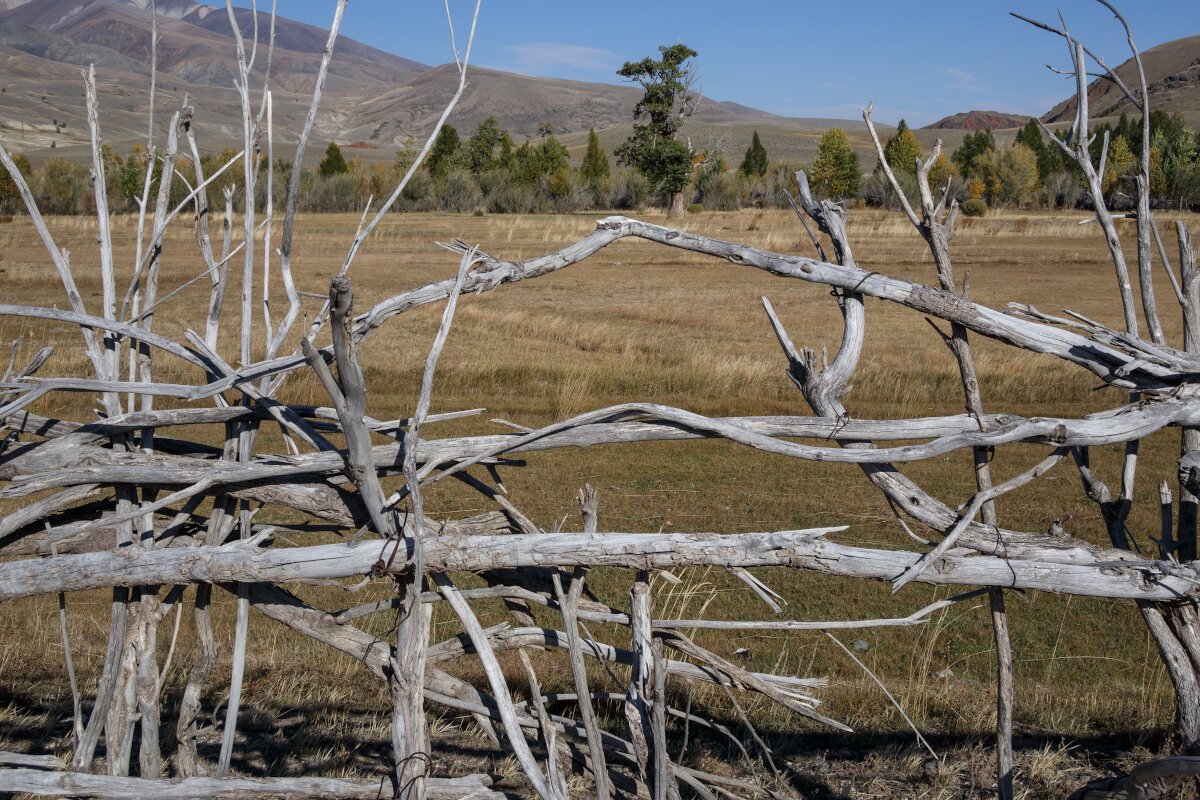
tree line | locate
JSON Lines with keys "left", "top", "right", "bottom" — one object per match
{"left": 858, "top": 110, "right": 1200, "bottom": 214}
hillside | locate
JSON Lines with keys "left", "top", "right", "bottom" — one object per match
{"left": 924, "top": 110, "right": 1031, "bottom": 131}
{"left": 0, "top": 0, "right": 886, "bottom": 166}
{"left": 1044, "top": 33, "right": 1200, "bottom": 123}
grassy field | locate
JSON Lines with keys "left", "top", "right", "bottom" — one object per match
{"left": 0, "top": 206, "right": 1198, "bottom": 797}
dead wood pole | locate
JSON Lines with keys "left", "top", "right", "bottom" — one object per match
{"left": 214, "top": 0, "right": 286, "bottom": 776}
{"left": 392, "top": 248, "right": 473, "bottom": 798}
{"left": 552, "top": 485, "right": 611, "bottom": 800}
{"left": 72, "top": 65, "right": 135, "bottom": 777}
{"left": 434, "top": 573, "right": 561, "bottom": 800}
{"left": 990, "top": 589, "right": 1014, "bottom": 798}
{"left": 0, "top": 768, "right": 505, "bottom": 799}
{"left": 1180, "top": 222, "right": 1199, "bottom": 563}
{"left": 863, "top": 106, "right": 1011, "bottom": 796}
{"left": 652, "top": 638, "right": 682, "bottom": 800}
{"left": 267, "top": 0, "right": 346, "bottom": 361}
{"left": 626, "top": 574, "right": 654, "bottom": 788}
{"left": 8, "top": 527, "right": 1200, "bottom": 602}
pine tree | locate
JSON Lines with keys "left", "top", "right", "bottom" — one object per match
{"left": 951, "top": 128, "right": 996, "bottom": 177}
{"left": 883, "top": 119, "right": 922, "bottom": 175}
{"left": 809, "top": 127, "right": 861, "bottom": 198}
{"left": 426, "top": 125, "right": 461, "bottom": 179}
{"left": 738, "top": 130, "right": 768, "bottom": 177}
{"left": 318, "top": 141, "right": 349, "bottom": 177}
{"left": 580, "top": 128, "right": 610, "bottom": 191}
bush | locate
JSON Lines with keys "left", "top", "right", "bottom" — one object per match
{"left": 686, "top": 203, "right": 705, "bottom": 214}
{"left": 610, "top": 170, "right": 649, "bottom": 210}
{"left": 961, "top": 198, "right": 987, "bottom": 217}
{"left": 862, "top": 168, "right": 918, "bottom": 209}
{"left": 442, "top": 169, "right": 481, "bottom": 213}
{"left": 396, "top": 169, "right": 435, "bottom": 211}
{"left": 695, "top": 171, "right": 740, "bottom": 211}
{"left": 487, "top": 183, "right": 539, "bottom": 214}
{"left": 37, "top": 158, "right": 91, "bottom": 215}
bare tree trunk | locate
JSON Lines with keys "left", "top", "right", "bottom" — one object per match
{"left": 668, "top": 190, "right": 686, "bottom": 217}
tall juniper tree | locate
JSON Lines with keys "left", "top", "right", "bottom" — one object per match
{"left": 615, "top": 43, "right": 699, "bottom": 216}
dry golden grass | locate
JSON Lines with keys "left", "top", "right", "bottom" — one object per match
{"left": 1, "top": 206, "right": 1198, "bottom": 795}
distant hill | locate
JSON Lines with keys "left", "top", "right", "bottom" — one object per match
{"left": 1044, "top": 33, "right": 1200, "bottom": 124}
{"left": 923, "top": 110, "right": 1031, "bottom": 131}
{"left": 0, "top": 0, "right": 895, "bottom": 168}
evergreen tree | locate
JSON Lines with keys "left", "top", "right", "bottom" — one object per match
{"left": 1015, "top": 118, "right": 1043, "bottom": 154}
{"left": 514, "top": 134, "right": 570, "bottom": 188}
{"left": 615, "top": 43, "right": 699, "bottom": 215}
{"left": 580, "top": 128, "right": 610, "bottom": 190}
{"left": 318, "top": 141, "right": 349, "bottom": 178}
{"left": 883, "top": 119, "right": 922, "bottom": 175}
{"left": 426, "top": 124, "right": 462, "bottom": 179}
{"left": 465, "top": 117, "right": 503, "bottom": 174}
{"left": 1015, "top": 117, "right": 1056, "bottom": 185}
{"left": 809, "top": 127, "right": 861, "bottom": 198}
{"left": 1150, "top": 110, "right": 1199, "bottom": 206}
{"left": 497, "top": 132, "right": 516, "bottom": 171}
{"left": 952, "top": 128, "right": 996, "bottom": 177}
{"left": 738, "top": 130, "right": 768, "bottom": 177}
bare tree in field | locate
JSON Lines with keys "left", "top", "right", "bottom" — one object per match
{"left": 0, "top": 2, "right": 1198, "bottom": 799}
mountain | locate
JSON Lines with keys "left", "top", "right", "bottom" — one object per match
{"left": 0, "top": 0, "right": 888, "bottom": 167}
{"left": 0, "top": 0, "right": 426, "bottom": 95}
{"left": 1043, "top": 34, "right": 1200, "bottom": 123}
{"left": 923, "top": 110, "right": 1031, "bottom": 131}
{"left": 336, "top": 65, "right": 804, "bottom": 145}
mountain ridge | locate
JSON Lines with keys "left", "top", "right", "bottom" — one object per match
{"left": 1043, "top": 33, "right": 1200, "bottom": 123}
{"left": 0, "top": 0, "right": 895, "bottom": 167}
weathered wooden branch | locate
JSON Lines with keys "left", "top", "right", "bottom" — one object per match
{"left": 4, "top": 528, "right": 1195, "bottom": 603}
{"left": 0, "top": 768, "right": 502, "bottom": 799}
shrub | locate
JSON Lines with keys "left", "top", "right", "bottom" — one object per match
{"left": 610, "top": 170, "right": 649, "bottom": 210}
{"left": 37, "top": 158, "right": 90, "bottom": 215}
{"left": 487, "top": 183, "right": 538, "bottom": 214}
{"left": 686, "top": 203, "right": 705, "bottom": 213}
{"left": 961, "top": 198, "right": 987, "bottom": 217}
{"left": 442, "top": 169, "right": 481, "bottom": 213}
{"left": 692, "top": 168, "right": 740, "bottom": 211}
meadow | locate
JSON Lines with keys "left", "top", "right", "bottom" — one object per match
{"left": 0, "top": 206, "right": 1196, "bottom": 798}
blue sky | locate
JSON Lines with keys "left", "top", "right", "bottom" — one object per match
{"left": 235, "top": 1, "right": 1200, "bottom": 126}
